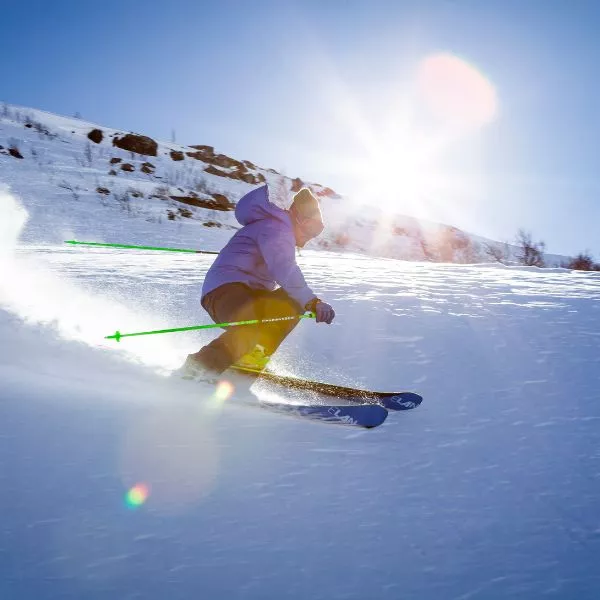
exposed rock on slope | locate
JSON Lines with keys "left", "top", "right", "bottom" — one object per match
{"left": 112, "top": 133, "right": 158, "bottom": 156}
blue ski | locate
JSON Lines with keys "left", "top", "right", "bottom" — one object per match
{"left": 255, "top": 400, "right": 388, "bottom": 428}
{"left": 376, "top": 392, "right": 423, "bottom": 411}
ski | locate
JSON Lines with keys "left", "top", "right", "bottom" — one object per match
{"left": 177, "top": 370, "right": 388, "bottom": 428}
{"left": 228, "top": 365, "right": 423, "bottom": 411}
{"left": 254, "top": 400, "right": 388, "bottom": 428}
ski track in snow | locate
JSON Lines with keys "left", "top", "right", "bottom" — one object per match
{"left": 1, "top": 238, "right": 600, "bottom": 599}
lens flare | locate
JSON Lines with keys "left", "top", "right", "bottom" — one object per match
{"left": 214, "top": 379, "right": 235, "bottom": 402}
{"left": 125, "top": 483, "right": 149, "bottom": 509}
{"left": 417, "top": 53, "right": 498, "bottom": 128}
{"left": 120, "top": 408, "right": 219, "bottom": 514}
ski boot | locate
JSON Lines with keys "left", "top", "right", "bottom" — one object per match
{"left": 232, "top": 344, "right": 271, "bottom": 374}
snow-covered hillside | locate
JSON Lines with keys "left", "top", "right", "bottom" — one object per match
{"left": 0, "top": 102, "right": 566, "bottom": 265}
{"left": 1, "top": 182, "right": 600, "bottom": 599}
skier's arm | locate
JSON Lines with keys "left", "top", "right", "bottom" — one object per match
{"left": 256, "top": 227, "right": 316, "bottom": 308}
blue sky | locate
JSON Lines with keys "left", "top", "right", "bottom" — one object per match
{"left": 2, "top": 0, "right": 599, "bottom": 257}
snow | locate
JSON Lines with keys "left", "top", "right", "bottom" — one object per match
{"left": 2, "top": 106, "right": 600, "bottom": 598}
{"left": 1, "top": 101, "right": 568, "bottom": 265}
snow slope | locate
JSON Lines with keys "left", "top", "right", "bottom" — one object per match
{"left": 0, "top": 102, "right": 568, "bottom": 265}
{"left": 1, "top": 187, "right": 600, "bottom": 599}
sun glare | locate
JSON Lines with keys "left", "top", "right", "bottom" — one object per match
{"left": 343, "top": 53, "right": 498, "bottom": 220}
{"left": 354, "top": 146, "right": 425, "bottom": 214}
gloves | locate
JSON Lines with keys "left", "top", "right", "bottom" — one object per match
{"left": 304, "top": 297, "right": 335, "bottom": 324}
{"left": 315, "top": 301, "right": 335, "bottom": 324}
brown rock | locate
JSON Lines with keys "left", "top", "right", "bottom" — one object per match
{"left": 112, "top": 133, "right": 158, "bottom": 156}
{"left": 199, "top": 165, "right": 265, "bottom": 184}
{"left": 88, "top": 129, "right": 104, "bottom": 144}
{"left": 186, "top": 149, "right": 214, "bottom": 162}
{"left": 189, "top": 145, "right": 215, "bottom": 159}
{"left": 239, "top": 173, "right": 265, "bottom": 184}
{"left": 121, "top": 163, "right": 135, "bottom": 172}
{"left": 211, "top": 193, "right": 234, "bottom": 210}
{"left": 109, "top": 157, "right": 122, "bottom": 164}
{"left": 170, "top": 150, "right": 184, "bottom": 161}
{"left": 9, "top": 147, "right": 24, "bottom": 159}
{"left": 392, "top": 225, "right": 409, "bottom": 236}
{"left": 96, "top": 187, "right": 111, "bottom": 195}
{"left": 170, "top": 193, "right": 234, "bottom": 212}
{"left": 204, "top": 165, "right": 229, "bottom": 177}
{"left": 212, "top": 154, "right": 244, "bottom": 169}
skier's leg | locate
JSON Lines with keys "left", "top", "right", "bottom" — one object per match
{"left": 187, "top": 283, "right": 261, "bottom": 374}
{"left": 255, "top": 288, "right": 303, "bottom": 356}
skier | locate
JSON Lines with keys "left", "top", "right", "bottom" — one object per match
{"left": 176, "top": 184, "right": 335, "bottom": 381}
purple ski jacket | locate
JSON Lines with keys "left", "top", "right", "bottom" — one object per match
{"left": 201, "top": 185, "right": 317, "bottom": 308}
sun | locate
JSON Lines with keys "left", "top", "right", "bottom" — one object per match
{"left": 353, "top": 140, "right": 428, "bottom": 215}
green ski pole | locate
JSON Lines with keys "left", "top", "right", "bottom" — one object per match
{"left": 106, "top": 313, "right": 316, "bottom": 342}
{"left": 65, "top": 240, "right": 219, "bottom": 255}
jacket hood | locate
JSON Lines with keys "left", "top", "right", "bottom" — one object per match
{"left": 235, "top": 185, "right": 290, "bottom": 227}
